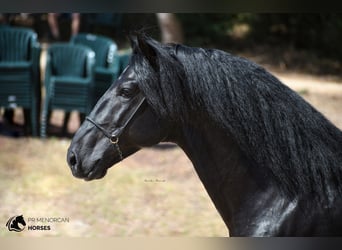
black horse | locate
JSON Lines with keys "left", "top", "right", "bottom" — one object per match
{"left": 67, "top": 34, "right": 342, "bottom": 236}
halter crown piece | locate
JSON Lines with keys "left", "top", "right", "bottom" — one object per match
{"left": 85, "top": 96, "right": 145, "bottom": 161}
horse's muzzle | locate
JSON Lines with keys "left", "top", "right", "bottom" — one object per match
{"left": 67, "top": 149, "right": 82, "bottom": 178}
{"left": 67, "top": 148, "right": 107, "bottom": 181}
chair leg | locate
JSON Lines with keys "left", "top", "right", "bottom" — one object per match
{"left": 35, "top": 90, "right": 41, "bottom": 137}
{"left": 63, "top": 112, "right": 71, "bottom": 134}
{"left": 40, "top": 100, "right": 50, "bottom": 138}
{"left": 31, "top": 106, "right": 38, "bottom": 137}
{"left": 27, "top": 101, "right": 39, "bottom": 137}
{"left": 23, "top": 108, "right": 32, "bottom": 136}
{"left": 40, "top": 111, "right": 47, "bottom": 138}
{"left": 3, "top": 109, "right": 14, "bottom": 125}
{"left": 79, "top": 112, "right": 86, "bottom": 124}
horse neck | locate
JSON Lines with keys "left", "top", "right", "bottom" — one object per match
{"left": 172, "top": 121, "right": 293, "bottom": 235}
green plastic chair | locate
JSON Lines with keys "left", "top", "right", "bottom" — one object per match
{"left": 41, "top": 43, "right": 95, "bottom": 138}
{"left": 70, "top": 33, "right": 120, "bottom": 102}
{"left": 0, "top": 27, "right": 41, "bottom": 136}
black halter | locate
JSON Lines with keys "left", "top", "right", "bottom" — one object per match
{"left": 85, "top": 96, "right": 146, "bottom": 161}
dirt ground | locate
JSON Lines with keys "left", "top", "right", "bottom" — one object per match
{"left": 0, "top": 55, "right": 341, "bottom": 237}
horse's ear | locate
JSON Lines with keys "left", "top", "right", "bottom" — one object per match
{"left": 136, "top": 35, "right": 159, "bottom": 71}
{"left": 128, "top": 34, "right": 138, "bottom": 52}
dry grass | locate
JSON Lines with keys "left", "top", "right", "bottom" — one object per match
{"left": 0, "top": 71, "right": 341, "bottom": 237}
{"left": 0, "top": 137, "right": 227, "bottom": 237}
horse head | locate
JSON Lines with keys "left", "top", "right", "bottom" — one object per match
{"left": 16, "top": 215, "right": 26, "bottom": 227}
{"left": 67, "top": 35, "right": 172, "bottom": 181}
{"left": 6, "top": 215, "right": 26, "bottom": 232}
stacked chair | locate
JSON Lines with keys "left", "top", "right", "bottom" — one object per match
{"left": 59, "top": 33, "right": 124, "bottom": 136}
{"left": 40, "top": 43, "right": 95, "bottom": 138}
{"left": 0, "top": 27, "right": 41, "bottom": 136}
{"left": 0, "top": 27, "right": 130, "bottom": 138}
{"left": 70, "top": 33, "right": 120, "bottom": 102}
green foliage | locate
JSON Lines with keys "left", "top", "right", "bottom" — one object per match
{"left": 176, "top": 13, "right": 342, "bottom": 60}
{"left": 177, "top": 14, "right": 236, "bottom": 47}
{"left": 247, "top": 14, "right": 342, "bottom": 59}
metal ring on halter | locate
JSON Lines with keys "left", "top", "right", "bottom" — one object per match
{"left": 110, "top": 135, "right": 119, "bottom": 144}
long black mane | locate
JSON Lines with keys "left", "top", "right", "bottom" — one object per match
{"left": 131, "top": 35, "right": 342, "bottom": 199}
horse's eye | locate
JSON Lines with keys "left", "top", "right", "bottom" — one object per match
{"left": 119, "top": 88, "right": 134, "bottom": 98}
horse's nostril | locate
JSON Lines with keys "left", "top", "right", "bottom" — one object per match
{"left": 68, "top": 151, "right": 77, "bottom": 167}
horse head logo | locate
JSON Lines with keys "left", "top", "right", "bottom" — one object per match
{"left": 6, "top": 215, "right": 26, "bottom": 232}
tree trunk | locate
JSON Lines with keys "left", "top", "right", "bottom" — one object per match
{"left": 156, "top": 13, "right": 184, "bottom": 44}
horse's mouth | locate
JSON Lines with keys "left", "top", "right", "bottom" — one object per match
{"left": 78, "top": 148, "right": 140, "bottom": 181}
{"left": 84, "top": 167, "right": 108, "bottom": 181}
{"left": 83, "top": 156, "right": 122, "bottom": 181}
{"left": 83, "top": 159, "right": 110, "bottom": 181}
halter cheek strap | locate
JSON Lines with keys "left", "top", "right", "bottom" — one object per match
{"left": 85, "top": 96, "right": 145, "bottom": 161}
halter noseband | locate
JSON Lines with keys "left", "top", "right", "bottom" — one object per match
{"left": 85, "top": 96, "right": 146, "bottom": 161}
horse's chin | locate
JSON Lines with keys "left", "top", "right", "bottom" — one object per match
{"left": 82, "top": 157, "right": 120, "bottom": 181}
{"left": 84, "top": 168, "right": 108, "bottom": 181}
{"left": 81, "top": 147, "right": 141, "bottom": 181}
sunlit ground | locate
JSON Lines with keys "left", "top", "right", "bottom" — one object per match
{"left": 0, "top": 136, "right": 229, "bottom": 236}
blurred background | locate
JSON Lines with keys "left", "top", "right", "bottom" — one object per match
{"left": 0, "top": 13, "right": 341, "bottom": 236}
